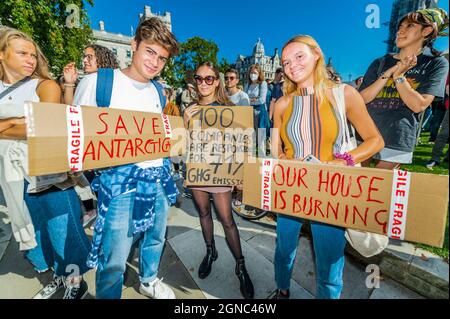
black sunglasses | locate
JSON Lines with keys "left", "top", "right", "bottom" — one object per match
{"left": 224, "top": 76, "right": 236, "bottom": 81}
{"left": 194, "top": 75, "right": 217, "bottom": 85}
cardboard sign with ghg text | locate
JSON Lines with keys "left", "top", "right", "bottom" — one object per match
{"left": 185, "top": 106, "right": 254, "bottom": 186}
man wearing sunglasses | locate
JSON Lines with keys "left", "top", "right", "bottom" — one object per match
{"left": 224, "top": 68, "right": 250, "bottom": 106}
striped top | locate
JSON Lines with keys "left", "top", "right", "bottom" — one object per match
{"left": 280, "top": 87, "right": 340, "bottom": 162}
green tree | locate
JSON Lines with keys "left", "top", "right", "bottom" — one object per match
{"left": 162, "top": 37, "right": 234, "bottom": 88}
{"left": 160, "top": 57, "right": 177, "bottom": 87}
{"left": 218, "top": 57, "right": 232, "bottom": 74}
{"left": 0, "top": 0, "right": 93, "bottom": 76}
{"left": 167, "top": 36, "right": 219, "bottom": 87}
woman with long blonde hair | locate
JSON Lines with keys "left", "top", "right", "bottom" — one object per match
{"left": 183, "top": 62, "right": 254, "bottom": 299}
{"left": 271, "top": 35, "right": 384, "bottom": 299}
{"left": 0, "top": 27, "right": 91, "bottom": 299}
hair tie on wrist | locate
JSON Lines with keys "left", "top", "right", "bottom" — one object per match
{"left": 333, "top": 152, "right": 356, "bottom": 166}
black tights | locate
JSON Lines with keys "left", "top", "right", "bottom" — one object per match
{"left": 192, "top": 189, "right": 243, "bottom": 260}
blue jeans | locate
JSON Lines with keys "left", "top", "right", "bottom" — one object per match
{"left": 274, "top": 215, "right": 346, "bottom": 299}
{"left": 95, "top": 182, "right": 169, "bottom": 299}
{"left": 23, "top": 185, "right": 91, "bottom": 277}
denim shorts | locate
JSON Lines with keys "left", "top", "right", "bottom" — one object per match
{"left": 373, "top": 147, "right": 413, "bottom": 164}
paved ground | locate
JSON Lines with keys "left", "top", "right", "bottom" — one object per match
{"left": 0, "top": 188, "right": 426, "bottom": 299}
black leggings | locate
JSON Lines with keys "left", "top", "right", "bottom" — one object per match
{"left": 191, "top": 189, "right": 243, "bottom": 260}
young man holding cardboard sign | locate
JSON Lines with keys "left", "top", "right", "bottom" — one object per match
{"left": 73, "top": 18, "right": 180, "bottom": 299}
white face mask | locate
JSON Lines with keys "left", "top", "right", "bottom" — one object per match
{"left": 250, "top": 73, "right": 259, "bottom": 81}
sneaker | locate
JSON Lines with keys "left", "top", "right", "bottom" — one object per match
{"left": 63, "top": 279, "right": 88, "bottom": 299}
{"left": 269, "top": 289, "right": 290, "bottom": 299}
{"left": 82, "top": 209, "right": 97, "bottom": 227}
{"left": 425, "top": 160, "right": 439, "bottom": 170}
{"left": 139, "top": 278, "right": 176, "bottom": 299}
{"left": 33, "top": 276, "right": 65, "bottom": 299}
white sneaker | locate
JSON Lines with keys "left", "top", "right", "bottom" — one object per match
{"left": 139, "top": 278, "right": 176, "bottom": 299}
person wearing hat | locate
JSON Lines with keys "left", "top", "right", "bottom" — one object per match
{"left": 180, "top": 82, "right": 197, "bottom": 116}
{"left": 358, "top": 7, "right": 449, "bottom": 170}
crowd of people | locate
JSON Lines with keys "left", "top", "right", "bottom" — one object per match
{"left": 0, "top": 7, "right": 448, "bottom": 300}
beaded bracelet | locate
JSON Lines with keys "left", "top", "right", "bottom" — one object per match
{"left": 333, "top": 152, "right": 356, "bottom": 167}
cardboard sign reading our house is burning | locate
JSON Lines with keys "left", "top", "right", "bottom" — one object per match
{"left": 243, "top": 158, "right": 449, "bottom": 247}
{"left": 26, "top": 102, "right": 185, "bottom": 176}
{"left": 185, "top": 106, "right": 254, "bottom": 186}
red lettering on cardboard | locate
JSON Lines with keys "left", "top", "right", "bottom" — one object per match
{"left": 96, "top": 112, "right": 109, "bottom": 135}
{"left": 133, "top": 116, "right": 146, "bottom": 134}
{"left": 152, "top": 117, "right": 161, "bottom": 135}
{"left": 115, "top": 115, "right": 129, "bottom": 135}
{"left": 367, "top": 177, "right": 384, "bottom": 204}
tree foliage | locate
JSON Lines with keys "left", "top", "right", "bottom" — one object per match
{"left": 162, "top": 36, "right": 231, "bottom": 88}
{"left": 0, "top": 0, "right": 93, "bottom": 76}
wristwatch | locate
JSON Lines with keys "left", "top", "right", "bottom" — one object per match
{"left": 394, "top": 76, "right": 406, "bottom": 84}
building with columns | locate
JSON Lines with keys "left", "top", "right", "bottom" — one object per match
{"left": 234, "top": 39, "right": 281, "bottom": 85}
{"left": 92, "top": 5, "right": 172, "bottom": 68}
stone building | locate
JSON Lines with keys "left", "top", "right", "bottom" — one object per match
{"left": 234, "top": 39, "right": 281, "bottom": 85}
{"left": 92, "top": 5, "right": 172, "bottom": 68}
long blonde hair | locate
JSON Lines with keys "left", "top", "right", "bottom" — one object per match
{"left": 0, "top": 27, "right": 52, "bottom": 81}
{"left": 282, "top": 35, "right": 335, "bottom": 103}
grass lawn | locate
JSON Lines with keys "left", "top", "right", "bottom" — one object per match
{"left": 401, "top": 132, "right": 449, "bottom": 260}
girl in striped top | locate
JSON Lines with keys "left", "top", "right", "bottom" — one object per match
{"left": 271, "top": 35, "right": 384, "bottom": 299}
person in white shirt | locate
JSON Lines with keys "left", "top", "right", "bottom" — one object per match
{"left": 0, "top": 26, "right": 91, "bottom": 300}
{"left": 225, "top": 68, "right": 250, "bottom": 106}
{"left": 73, "top": 17, "right": 179, "bottom": 299}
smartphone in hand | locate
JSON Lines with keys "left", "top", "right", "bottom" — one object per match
{"left": 303, "top": 154, "right": 321, "bottom": 164}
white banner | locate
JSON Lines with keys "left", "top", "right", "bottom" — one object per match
{"left": 66, "top": 104, "right": 84, "bottom": 172}
{"left": 261, "top": 158, "right": 273, "bottom": 211}
{"left": 388, "top": 169, "right": 411, "bottom": 240}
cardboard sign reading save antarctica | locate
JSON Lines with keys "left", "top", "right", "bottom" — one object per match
{"left": 243, "top": 158, "right": 449, "bottom": 247}
{"left": 185, "top": 106, "right": 254, "bottom": 186}
{"left": 26, "top": 102, "right": 184, "bottom": 176}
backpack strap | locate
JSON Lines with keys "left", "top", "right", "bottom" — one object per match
{"left": 96, "top": 68, "right": 114, "bottom": 107}
{"left": 151, "top": 79, "right": 167, "bottom": 110}
{"left": 95, "top": 69, "right": 166, "bottom": 110}
{"left": 332, "top": 84, "right": 355, "bottom": 152}
{"left": 0, "top": 76, "right": 31, "bottom": 100}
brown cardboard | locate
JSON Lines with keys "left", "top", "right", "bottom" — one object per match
{"left": 185, "top": 106, "right": 254, "bottom": 186}
{"left": 26, "top": 102, "right": 185, "bottom": 175}
{"left": 243, "top": 158, "right": 449, "bottom": 247}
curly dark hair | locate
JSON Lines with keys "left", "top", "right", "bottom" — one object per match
{"left": 86, "top": 44, "right": 119, "bottom": 69}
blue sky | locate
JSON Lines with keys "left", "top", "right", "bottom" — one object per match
{"left": 85, "top": 0, "right": 449, "bottom": 81}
